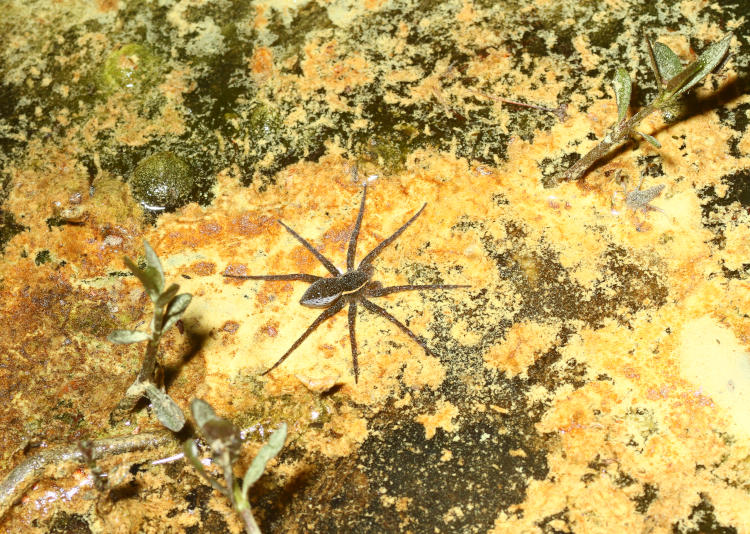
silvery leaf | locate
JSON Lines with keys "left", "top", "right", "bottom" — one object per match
{"left": 124, "top": 256, "right": 160, "bottom": 302}
{"left": 190, "top": 398, "right": 219, "bottom": 429}
{"left": 163, "top": 294, "right": 192, "bottom": 332}
{"left": 653, "top": 42, "right": 683, "bottom": 82}
{"left": 144, "top": 383, "right": 185, "bottom": 432}
{"left": 612, "top": 68, "right": 631, "bottom": 124}
{"left": 202, "top": 419, "right": 243, "bottom": 462}
{"left": 143, "top": 241, "right": 165, "bottom": 296}
{"left": 242, "top": 422, "right": 288, "bottom": 497}
{"left": 108, "top": 329, "right": 151, "bottom": 344}
{"left": 666, "top": 34, "right": 732, "bottom": 98}
{"left": 637, "top": 131, "right": 661, "bottom": 148}
{"left": 156, "top": 283, "right": 180, "bottom": 308}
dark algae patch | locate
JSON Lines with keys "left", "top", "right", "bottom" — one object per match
{"left": 672, "top": 495, "right": 738, "bottom": 534}
{"left": 0, "top": 210, "right": 26, "bottom": 253}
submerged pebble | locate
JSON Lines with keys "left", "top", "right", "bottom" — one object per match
{"left": 99, "top": 43, "right": 162, "bottom": 94}
{"left": 130, "top": 152, "right": 195, "bottom": 212}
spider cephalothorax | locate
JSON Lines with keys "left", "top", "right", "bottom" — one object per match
{"left": 224, "top": 185, "right": 468, "bottom": 383}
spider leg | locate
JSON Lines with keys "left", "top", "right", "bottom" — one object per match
{"left": 358, "top": 203, "right": 427, "bottom": 267}
{"left": 348, "top": 300, "right": 359, "bottom": 383}
{"left": 278, "top": 220, "right": 340, "bottom": 276}
{"left": 223, "top": 273, "right": 321, "bottom": 283}
{"left": 347, "top": 184, "right": 367, "bottom": 271}
{"left": 636, "top": 173, "right": 645, "bottom": 192}
{"left": 367, "top": 284, "right": 470, "bottom": 298}
{"left": 261, "top": 298, "right": 347, "bottom": 377}
{"left": 359, "top": 298, "right": 436, "bottom": 358}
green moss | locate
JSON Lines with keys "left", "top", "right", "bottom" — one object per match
{"left": 51, "top": 399, "right": 83, "bottom": 427}
{"left": 357, "top": 127, "right": 418, "bottom": 175}
{"left": 248, "top": 102, "right": 283, "bottom": 141}
{"left": 266, "top": 1, "right": 334, "bottom": 58}
{"left": 99, "top": 43, "right": 163, "bottom": 94}
{"left": 230, "top": 101, "right": 309, "bottom": 185}
{"left": 130, "top": 152, "right": 196, "bottom": 211}
{"left": 34, "top": 250, "right": 51, "bottom": 265}
{"left": 232, "top": 375, "right": 334, "bottom": 432}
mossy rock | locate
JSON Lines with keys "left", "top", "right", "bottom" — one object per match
{"left": 130, "top": 152, "right": 195, "bottom": 211}
{"left": 357, "top": 127, "right": 418, "bottom": 175}
{"left": 99, "top": 43, "right": 163, "bottom": 94}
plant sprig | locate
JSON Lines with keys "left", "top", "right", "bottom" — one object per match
{"left": 108, "top": 240, "right": 192, "bottom": 431}
{"left": 555, "top": 33, "right": 732, "bottom": 184}
{"left": 183, "top": 399, "right": 287, "bottom": 534}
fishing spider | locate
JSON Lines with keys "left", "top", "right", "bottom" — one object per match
{"left": 224, "top": 185, "right": 468, "bottom": 383}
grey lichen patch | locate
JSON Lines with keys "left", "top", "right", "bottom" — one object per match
{"left": 130, "top": 151, "right": 196, "bottom": 212}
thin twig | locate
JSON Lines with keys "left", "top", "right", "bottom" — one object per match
{"left": 111, "top": 312, "right": 164, "bottom": 422}
{"left": 0, "top": 430, "right": 176, "bottom": 519}
{"left": 470, "top": 88, "right": 568, "bottom": 121}
{"left": 553, "top": 104, "right": 656, "bottom": 184}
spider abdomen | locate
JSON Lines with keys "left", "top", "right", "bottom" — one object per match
{"left": 300, "top": 269, "right": 372, "bottom": 307}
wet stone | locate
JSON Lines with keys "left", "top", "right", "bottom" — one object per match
{"left": 129, "top": 152, "right": 196, "bottom": 212}
{"left": 98, "top": 43, "right": 163, "bottom": 94}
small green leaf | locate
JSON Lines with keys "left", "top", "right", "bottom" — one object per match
{"left": 666, "top": 34, "right": 732, "bottom": 98}
{"left": 156, "top": 283, "right": 180, "bottom": 308}
{"left": 653, "top": 42, "right": 683, "bottom": 82}
{"left": 183, "top": 440, "right": 207, "bottom": 475}
{"left": 163, "top": 294, "right": 192, "bottom": 332}
{"left": 663, "top": 61, "right": 700, "bottom": 96}
{"left": 108, "top": 329, "right": 151, "bottom": 344}
{"left": 612, "top": 68, "right": 631, "bottom": 123}
{"left": 166, "top": 293, "right": 192, "bottom": 317}
{"left": 190, "top": 398, "right": 218, "bottom": 429}
{"left": 183, "top": 439, "right": 228, "bottom": 495}
{"left": 242, "top": 423, "right": 287, "bottom": 497}
{"left": 637, "top": 131, "right": 662, "bottom": 148}
{"left": 143, "top": 241, "right": 165, "bottom": 296}
{"left": 646, "top": 38, "right": 663, "bottom": 88}
{"left": 123, "top": 256, "right": 160, "bottom": 302}
{"left": 144, "top": 383, "right": 185, "bottom": 431}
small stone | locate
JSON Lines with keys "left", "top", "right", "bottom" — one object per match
{"left": 130, "top": 152, "right": 195, "bottom": 211}
{"left": 99, "top": 43, "right": 162, "bottom": 94}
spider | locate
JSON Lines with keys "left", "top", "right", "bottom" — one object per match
{"left": 224, "top": 184, "right": 468, "bottom": 383}
{"left": 611, "top": 171, "right": 665, "bottom": 215}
